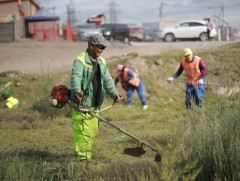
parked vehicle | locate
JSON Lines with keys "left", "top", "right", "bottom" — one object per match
{"left": 144, "top": 28, "right": 161, "bottom": 41}
{"left": 128, "top": 24, "right": 153, "bottom": 42}
{"left": 159, "top": 20, "right": 217, "bottom": 42}
{"left": 100, "top": 23, "right": 129, "bottom": 42}
{"left": 74, "top": 23, "right": 102, "bottom": 41}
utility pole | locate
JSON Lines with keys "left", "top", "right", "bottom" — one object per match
{"left": 221, "top": 2, "right": 224, "bottom": 23}
{"left": 109, "top": 0, "right": 119, "bottom": 23}
{"left": 159, "top": 2, "right": 163, "bottom": 29}
{"left": 159, "top": 2, "right": 170, "bottom": 29}
{"left": 46, "top": 0, "right": 49, "bottom": 9}
{"left": 67, "top": 0, "right": 78, "bottom": 28}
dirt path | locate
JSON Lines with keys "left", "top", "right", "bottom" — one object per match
{"left": 0, "top": 39, "right": 233, "bottom": 74}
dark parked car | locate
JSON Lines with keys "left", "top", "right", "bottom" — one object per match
{"left": 100, "top": 23, "right": 129, "bottom": 42}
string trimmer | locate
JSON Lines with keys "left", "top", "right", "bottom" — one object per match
{"left": 166, "top": 79, "right": 221, "bottom": 86}
{"left": 49, "top": 85, "right": 161, "bottom": 162}
{"left": 68, "top": 100, "right": 161, "bottom": 162}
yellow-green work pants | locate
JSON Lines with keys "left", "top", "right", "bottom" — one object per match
{"left": 72, "top": 109, "right": 98, "bottom": 160}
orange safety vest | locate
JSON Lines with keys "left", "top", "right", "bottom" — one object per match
{"left": 181, "top": 56, "right": 201, "bottom": 84}
{"left": 117, "top": 68, "right": 140, "bottom": 90}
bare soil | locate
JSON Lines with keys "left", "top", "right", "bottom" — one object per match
{"left": 0, "top": 39, "right": 233, "bottom": 74}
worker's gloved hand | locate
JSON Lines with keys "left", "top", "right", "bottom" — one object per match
{"left": 114, "top": 95, "right": 123, "bottom": 103}
{"left": 75, "top": 91, "right": 83, "bottom": 104}
{"left": 198, "top": 79, "right": 204, "bottom": 84}
{"left": 167, "top": 77, "right": 174, "bottom": 83}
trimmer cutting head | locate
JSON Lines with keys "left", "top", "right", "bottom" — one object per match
{"left": 154, "top": 153, "right": 161, "bottom": 162}
{"left": 124, "top": 146, "right": 162, "bottom": 162}
{"left": 123, "top": 147, "right": 146, "bottom": 157}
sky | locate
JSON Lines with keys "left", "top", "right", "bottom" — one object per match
{"left": 37, "top": 0, "right": 240, "bottom": 29}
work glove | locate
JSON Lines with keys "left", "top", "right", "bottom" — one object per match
{"left": 167, "top": 77, "right": 174, "bottom": 83}
{"left": 75, "top": 91, "right": 83, "bottom": 104}
{"left": 114, "top": 95, "right": 123, "bottom": 103}
{"left": 198, "top": 79, "right": 204, "bottom": 85}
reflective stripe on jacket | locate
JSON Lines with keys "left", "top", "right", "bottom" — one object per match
{"left": 70, "top": 50, "right": 119, "bottom": 110}
{"left": 181, "top": 56, "right": 201, "bottom": 84}
{"left": 4, "top": 96, "right": 19, "bottom": 109}
{"left": 117, "top": 68, "right": 140, "bottom": 87}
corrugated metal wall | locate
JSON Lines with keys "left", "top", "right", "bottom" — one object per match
{"left": 0, "top": 22, "right": 14, "bottom": 42}
{"left": 0, "top": 14, "right": 20, "bottom": 42}
{"left": 0, "top": 1, "right": 40, "bottom": 39}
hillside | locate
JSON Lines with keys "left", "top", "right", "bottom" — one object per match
{"left": 0, "top": 42, "right": 239, "bottom": 181}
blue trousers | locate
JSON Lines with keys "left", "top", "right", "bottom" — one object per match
{"left": 185, "top": 83, "right": 204, "bottom": 109}
{"left": 127, "top": 81, "right": 147, "bottom": 106}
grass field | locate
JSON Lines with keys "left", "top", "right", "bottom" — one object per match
{"left": 0, "top": 43, "right": 239, "bottom": 181}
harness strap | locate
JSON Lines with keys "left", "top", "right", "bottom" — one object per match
{"left": 83, "top": 59, "right": 98, "bottom": 100}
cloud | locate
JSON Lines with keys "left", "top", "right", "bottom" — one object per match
{"left": 38, "top": 0, "right": 240, "bottom": 29}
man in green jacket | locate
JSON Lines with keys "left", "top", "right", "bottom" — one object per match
{"left": 70, "top": 33, "right": 123, "bottom": 161}
{"left": 1, "top": 90, "right": 19, "bottom": 109}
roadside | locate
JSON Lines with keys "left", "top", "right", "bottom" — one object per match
{"left": 0, "top": 39, "right": 234, "bottom": 74}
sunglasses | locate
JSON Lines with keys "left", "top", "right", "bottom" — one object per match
{"left": 96, "top": 44, "right": 106, "bottom": 50}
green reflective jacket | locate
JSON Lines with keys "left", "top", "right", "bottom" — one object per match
{"left": 4, "top": 96, "right": 19, "bottom": 109}
{"left": 70, "top": 50, "right": 119, "bottom": 109}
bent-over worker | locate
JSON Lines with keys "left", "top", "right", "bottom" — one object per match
{"left": 1, "top": 90, "right": 19, "bottom": 109}
{"left": 114, "top": 64, "right": 148, "bottom": 110}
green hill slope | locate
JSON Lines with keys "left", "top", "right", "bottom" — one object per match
{"left": 0, "top": 43, "right": 239, "bottom": 181}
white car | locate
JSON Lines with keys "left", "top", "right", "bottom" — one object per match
{"left": 159, "top": 20, "right": 217, "bottom": 42}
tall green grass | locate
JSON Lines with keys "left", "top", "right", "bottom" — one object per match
{"left": 180, "top": 93, "right": 240, "bottom": 180}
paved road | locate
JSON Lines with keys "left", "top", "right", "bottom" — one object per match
{"left": 0, "top": 40, "right": 234, "bottom": 74}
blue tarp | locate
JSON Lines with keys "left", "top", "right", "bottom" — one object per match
{"left": 25, "top": 7, "right": 59, "bottom": 22}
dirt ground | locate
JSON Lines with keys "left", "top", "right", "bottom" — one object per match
{"left": 0, "top": 39, "right": 234, "bottom": 74}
